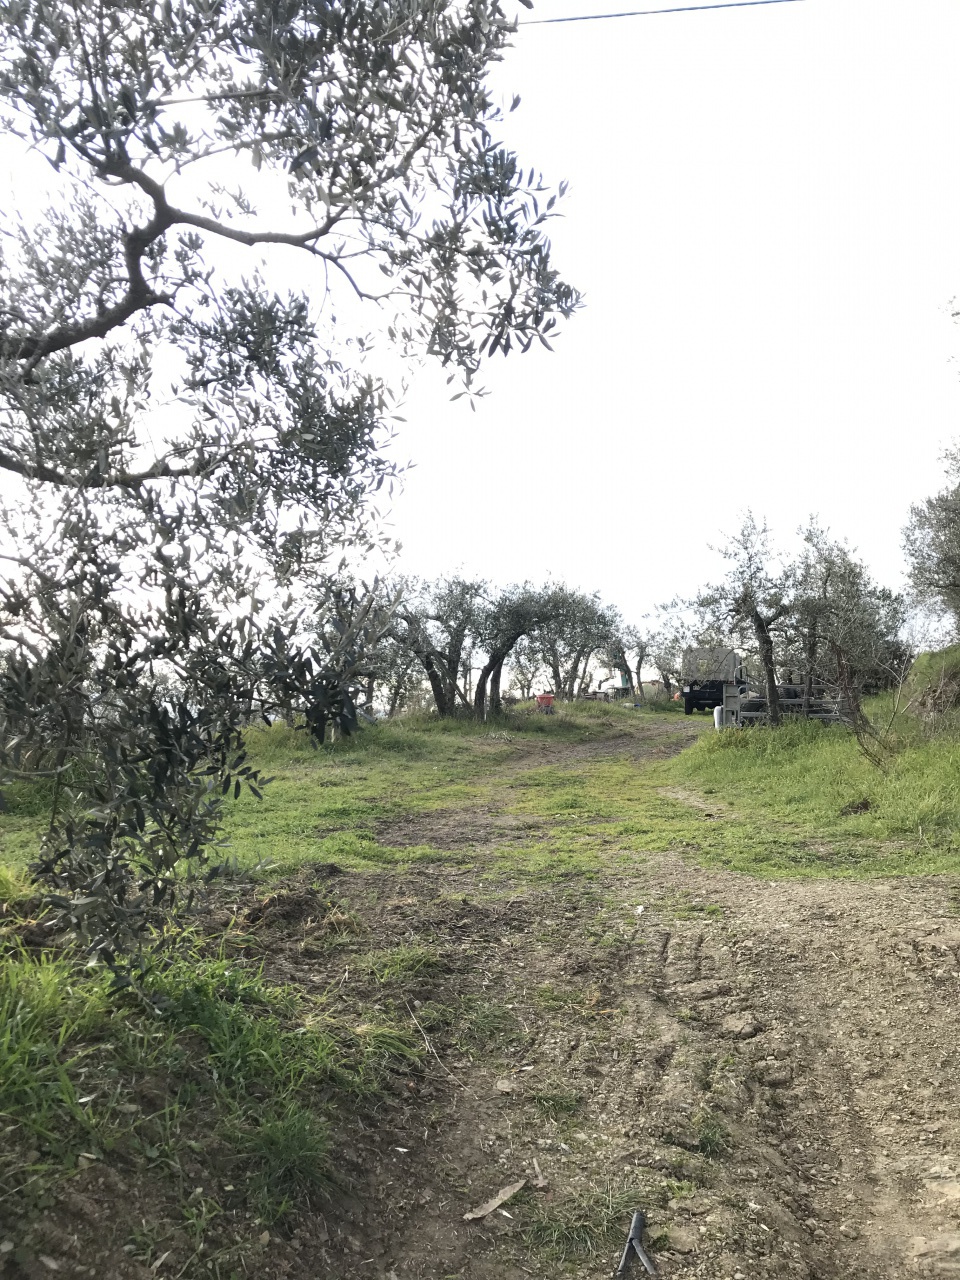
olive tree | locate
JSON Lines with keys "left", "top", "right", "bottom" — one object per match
{"left": 391, "top": 576, "right": 486, "bottom": 717}
{"left": 0, "top": 0, "right": 576, "bottom": 562}
{"left": 0, "top": 0, "right": 578, "bottom": 954}
{"left": 532, "top": 586, "right": 618, "bottom": 701}
{"left": 505, "top": 636, "right": 545, "bottom": 700}
{"left": 904, "top": 446, "right": 960, "bottom": 625}
{"left": 697, "top": 514, "right": 792, "bottom": 725}
{"left": 604, "top": 624, "right": 648, "bottom": 697}
{"left": 473, "top": 583, "right": 549, "bottom": 718}
{"left": 691, "top": 514, "right": 906, "bottom": 743}
{"left": 646, "top": 614, "right": 692, "bottom": 697}
{"left": 786, "top": 523, "right": 907, "bottom": 703}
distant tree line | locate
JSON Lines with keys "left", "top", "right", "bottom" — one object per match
{"left": 328, "top": 577, "right": 655, "bottom": 720}
{"left": 647, "top": 514, "right": 909, "bottom": 728}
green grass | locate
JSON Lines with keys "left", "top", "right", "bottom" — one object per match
{"left": 222, "top": 701, "right": 683, "bottom": 879}
{"left": 452, "top": 996, "right": 519, "bottom": 1051}
{"left": 222, "top": 706, "right": 636, "bottom": 874}
{"left": 530, "top": 1087, "right": 582, "bottom": 1120}
{"left": 7, "top": 694, "right": 960, "bottom": 905}
{"left": 0, "top": 815, "right": 47, "bottom": 873}
{"left": 660, "top": 713, "right": 960, "bottom": 874}
{"left": 357, "top": 943, "right": 444, "bottom": 986}
{"left": 234, "top": 1105, "right": 335, "bottom": 1211}
{"left": 693, "top": 1108, "right": 732, "bottom": 1158}
{"left": 907, "top": 643, "right": 960, "bottom": 694}
{"left": 469, "top": 710, "right": 960, "bottom": 879}
{"left": 534, "top": 982, "right": 587, "bottom": 1011}
{"left": 625, "top": 687, "right": 687, "bottom": 713}
{"left": 519, "top": 1180, "right": 651, "bottom": 1263}
{"left": 0, "top": 937, "right": 417, "bottom": 1238}
{"left": 0, "top": 862, "right": 30, "bottom": 903}
{"left": 0, "top": 700, "right": 683, "bottom": 888}
{"left": 670, "top": 898, "right": 725, "bottom": 920}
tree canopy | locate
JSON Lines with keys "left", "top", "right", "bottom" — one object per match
{"left": 688, "top": 515, "right": 906, "bottom": 726}
{"left": 0, "top": 0, "right": 579, "bottom": 959}
{"left": 904, "top": 447, "right": 960, "bottom": 625}
{"left": 0, "top": 0, "right": 578, "bottom": 576}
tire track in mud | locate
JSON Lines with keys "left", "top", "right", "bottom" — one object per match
{"left": 342, "top": 727, "right": 960, "bottom": 1280}
{"left": 208, "top": 730, "right": 960, "bottom": 1280}
{"left": 613, "top": 860, "right": 960, "bottom": 1279}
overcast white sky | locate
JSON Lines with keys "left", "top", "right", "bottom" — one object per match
{"left": 3, "top": 0, "right": 958, "bottom": 628}
{"left": 380, "top": 0, "right": 960, "bottom": 623}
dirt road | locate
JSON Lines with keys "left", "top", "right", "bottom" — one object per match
{"left": 233, "top": 726, "right": 960, "bottom": 1279}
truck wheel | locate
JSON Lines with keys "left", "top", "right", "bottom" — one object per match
{"left": 683, "top": 698, "right": 694, "bottom": 715}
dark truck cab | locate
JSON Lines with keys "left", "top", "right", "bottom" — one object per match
{"left": 681, "top": 647, "right": 743, "bottom": 716}
{"left": 682, "top": 678, "right": 725, "bottom": 715}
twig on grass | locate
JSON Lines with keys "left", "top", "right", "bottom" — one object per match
{"left": 404, "top": 999, "right": 478, "bottom": 1098}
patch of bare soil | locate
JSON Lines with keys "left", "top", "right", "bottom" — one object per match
{"left": 505, "top": 719, "right": 698, "bottom": 771}
{"left": 373, "top": 806, "right": 547, "bottom": 850}
{"left": 656, "top": 786, "right": 731, "bottom": 818}
{"left": 169, "top": 852, "right": 957, "bottom": 1280}
{"left": 257, "top": 860, "right": 958, "bottom": 1280}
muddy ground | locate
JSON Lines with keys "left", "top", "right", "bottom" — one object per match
{"left": 235, "top": 728, "right": 960, "bottom": 1279}
{"left": 7, "top": 726, "right": 960, "bottom": 1279}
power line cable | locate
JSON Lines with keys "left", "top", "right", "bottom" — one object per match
{"left": 520, "top": 0, "right": 804, "bottom": 25}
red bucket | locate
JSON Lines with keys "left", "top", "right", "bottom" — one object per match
{"left": 535, "top": 694, "right": 555, "bottom": 708}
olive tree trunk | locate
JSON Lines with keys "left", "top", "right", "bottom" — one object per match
{"left": 751, "top": 609, "right": 781, "bottom": 727}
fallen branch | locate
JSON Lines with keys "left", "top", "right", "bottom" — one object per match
{"left": 404, "top": 999, "right": 477, "bottom": 1098}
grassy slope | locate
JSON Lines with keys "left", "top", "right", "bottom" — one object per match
{"left": 231, "top": 702, "right": 960, "bottom": 881}
{"left": 5, "top": 697, "right": 960, "bottom": 884}
{"left": 664, "top": 719, "right": 960, "bottom": 876}
{"left": 908, "top": 641, "right": 960, "bottom": 689}
{"left": 0, "top": 935, "right": 418, "bottom": 1273}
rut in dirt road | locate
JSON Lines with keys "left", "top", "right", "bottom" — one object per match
{"left": 283, "top": 722, "right": 960, "bottom": 1280}
{"left": 689, "top": 870, "right": 960, "bottom": 1280}
{"left": 231, "top": 854, "right": 960, "bottom": 1279}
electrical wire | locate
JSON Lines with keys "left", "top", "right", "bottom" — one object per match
{"left": 520, "top": 0, "right": 804, "bottom": 25}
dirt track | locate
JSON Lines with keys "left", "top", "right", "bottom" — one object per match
{"left": 236, "top": 728, "right": 960, "bottom": 1280}
{"left": 10, "top": 726, "right": 959, "bottom": 1280}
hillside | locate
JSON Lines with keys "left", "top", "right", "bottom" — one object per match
{"left": 1, "top": 704, "right": 959, "bottom": 1279}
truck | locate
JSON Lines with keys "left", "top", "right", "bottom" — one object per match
{"left": 681, "top": 648, "right": 744, "bottom": 716}
{"left": 681, "top": 647, "right": 848, "bottom": 726}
